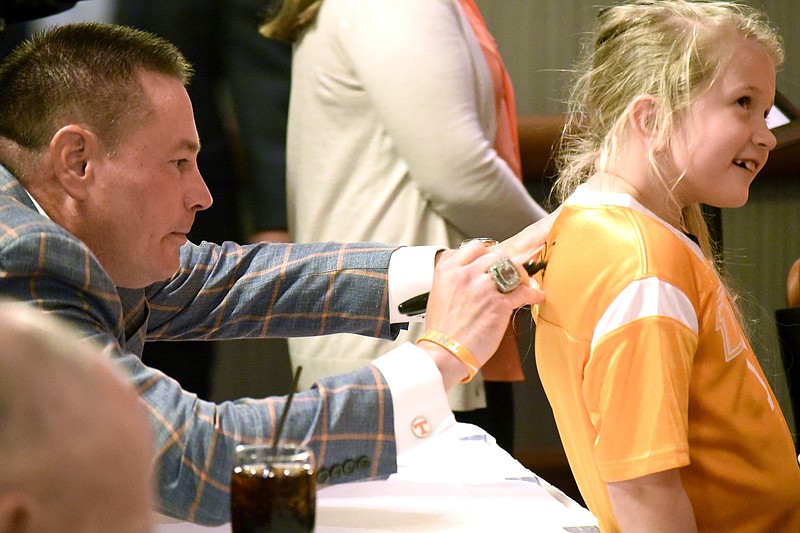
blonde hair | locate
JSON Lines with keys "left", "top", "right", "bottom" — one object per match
{"left": 260, "top": 0, "right": 324, "bottom": 43}
{"left": 554, "top": 0, "right": 783, "bottom": 259}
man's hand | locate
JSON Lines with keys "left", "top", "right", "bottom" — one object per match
{"left": 418, "top": 240, "right": 544, "bottom": 390}
{"left": 432, "top": 209, "right": 559, "bottom": 269}
{"left": 493, "top": 206, "right": 561, "bottom": 263}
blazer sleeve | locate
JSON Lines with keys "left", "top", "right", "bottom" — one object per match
{"left": 144, "top": 240, "right": 404, "bottom": 341}
{"left": 0, "top": 229, "right": 400, "bottom": 525}
{"left": 125, "top": 350, "right": 397, "bottom": 525}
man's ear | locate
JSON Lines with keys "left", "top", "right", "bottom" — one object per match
{"left": 49, "top": 125, "right": 101, "bottom": 201}
{"left": 0, "top": 492, "right": 31, "bottom": 533}
{"left": 628, "top": 94, "right": 659, "bottom": 144}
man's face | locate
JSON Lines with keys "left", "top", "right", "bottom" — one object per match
{"left": 80, "top": 70, "right": 212, "bottom": 288}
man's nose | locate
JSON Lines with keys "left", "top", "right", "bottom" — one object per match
{"left": 188, "top": 169, "right": 213, "bottom": 212}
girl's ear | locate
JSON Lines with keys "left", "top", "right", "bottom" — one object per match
{"left": 628, "top": 94, "right": 658, "bottom": 143}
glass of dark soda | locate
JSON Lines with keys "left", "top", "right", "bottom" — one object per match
{"left": 231, "top": 444, "right": 316, "bottom": 533}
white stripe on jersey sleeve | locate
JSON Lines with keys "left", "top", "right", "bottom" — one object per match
{"left": 591, "top": 276, "right": 698, "bottom": 349}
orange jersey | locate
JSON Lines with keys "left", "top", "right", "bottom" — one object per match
{"left": 533, "top": 186, "right": 800, "bottom": 532}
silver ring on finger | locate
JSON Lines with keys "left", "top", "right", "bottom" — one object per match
{"left": 487, "top": 257, "right": 522, "bottom": 294}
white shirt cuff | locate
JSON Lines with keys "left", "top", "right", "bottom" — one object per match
{"left": 388, "top": 245, "right": 444, "bottom": 323}
{"left": 371, "top": 342, "right": 456, "bottom": 455}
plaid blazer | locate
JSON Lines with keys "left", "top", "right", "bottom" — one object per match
{"left": 0, "top": 165, "right": 402, "bottom": 525}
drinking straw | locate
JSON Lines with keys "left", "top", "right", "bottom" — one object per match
{"left": 271, "top": 365, "right": 303, "bottom": 452}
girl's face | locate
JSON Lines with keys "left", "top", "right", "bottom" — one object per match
{"left": 668, "top": 36, "right": 777, "bottom": 210}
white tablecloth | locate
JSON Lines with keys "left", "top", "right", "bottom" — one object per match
{"left": 155, "top": 422, "right": 598, "bottom": 532}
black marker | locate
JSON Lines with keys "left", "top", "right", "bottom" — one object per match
{"left": 398, "top": 258, "right": 547, "bottom": 317}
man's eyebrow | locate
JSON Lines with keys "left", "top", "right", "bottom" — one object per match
{"left": 178, "top": 139, "right": 201, "bottom": 154}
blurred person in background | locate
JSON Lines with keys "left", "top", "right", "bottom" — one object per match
{"left": 0, "top": 302, "right": 154, "bottom": 533}
{"left": 262, "top": 0, "right": 548, "bottom": 452}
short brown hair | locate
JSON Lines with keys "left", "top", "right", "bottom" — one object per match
{"left": 0, "top": 22, "right": 194, "bottom": 151}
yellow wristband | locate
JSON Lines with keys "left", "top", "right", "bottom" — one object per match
{"left": 416, "top": 330, "right": 479, "bottom": 383}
